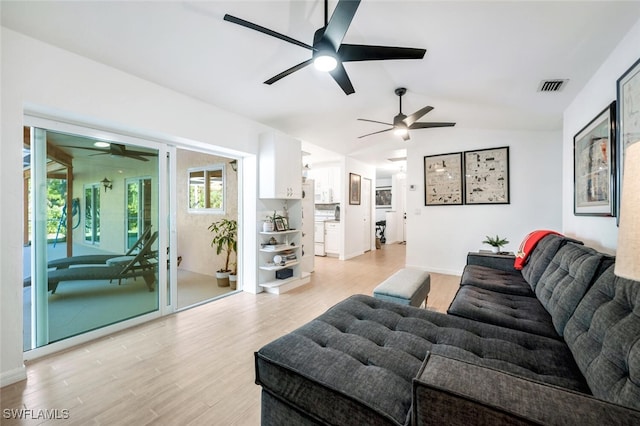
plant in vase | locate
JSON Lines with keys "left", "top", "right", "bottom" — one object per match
{"left": 482, "top": 235, "right": 509, "bottom": 254}
{"left": 208, "top": 218, "right": 238, "bottom": 287}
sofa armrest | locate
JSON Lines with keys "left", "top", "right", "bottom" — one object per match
{"left": 412, "top": 353, "right": 640, "bottom": 426}
{"left": 466, "top": 252, "right": 516, "bottom": 272}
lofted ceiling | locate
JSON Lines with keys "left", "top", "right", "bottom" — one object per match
{"left": 3, "top": 1, "right": 640, "bottom": 175}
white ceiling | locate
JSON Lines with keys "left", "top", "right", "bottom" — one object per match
{"left": 4, "top": 1, "right": 640, "bottom": 175}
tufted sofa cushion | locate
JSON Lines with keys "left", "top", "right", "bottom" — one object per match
{"left": 535, "top": 242, "right": 606, "bottom": 336}
{"left": 564, "top": 265, "right": 640, "bottom": 410}
{"left": 460, "top": 265, "right": 533, "bottom": 296}
{"left": 447, "top": 285, "right": 559, "bottom": 339}
{"left": 256, "top": 295, "right": 589, "bottom": 426}
{"left": 521, "top": 234, "right": 574, "bottom": 291}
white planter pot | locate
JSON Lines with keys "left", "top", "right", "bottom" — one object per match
{"left": 216, "top": 271, "right": 230, "bottom": 287}
{"left": 491, "top": 246, "right": 500, "bottom": 254}
{"left": 229, "top": 274, "right": 238, "bottom": 290}
{"left": 263, "top": 221, "right": 274, "bottom": 232}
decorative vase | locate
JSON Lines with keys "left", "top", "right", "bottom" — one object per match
{"left": 216, "top": 271, "right": 230, "bottom": 287}
{"left": 263, "top": 221, "right": 274, "bottom": 232}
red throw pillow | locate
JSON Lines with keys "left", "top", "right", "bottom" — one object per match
{"left": 514, "top": 230, "right": 562, "bottom": 270}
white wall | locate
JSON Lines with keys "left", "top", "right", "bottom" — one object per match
{"left": 562, "top": 18, "right": 640, "bottom": 253}
{"left": 405, "top": 128, "right": 563, "bottom": 275}
{"left": 343, "top": 158, "right": 376, "bottom": 259}
{"left": 0, "top": 28, "right": 270, "bottom": 385}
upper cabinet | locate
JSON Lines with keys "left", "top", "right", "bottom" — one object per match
{"left": 259, "top": 133, "right": 302, "bottom": 199}
{"left": 309, "top": 166, "right": 341, "bottom": 203}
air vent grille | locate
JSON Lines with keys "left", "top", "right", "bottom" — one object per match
{"left": 387, "top": 157, "right": 407, "bottom": 162}
{"left": 538, "top": 79, "right": 568, "bottom": 92}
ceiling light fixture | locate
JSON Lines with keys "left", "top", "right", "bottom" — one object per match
{"left": 313, "top": 51, "right": 337, "bottom": 72}
{"left": 94, "top": 141, "right": 110, "bottom": 148}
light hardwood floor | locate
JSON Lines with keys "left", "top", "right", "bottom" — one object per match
{"left": 1, "top": 243, "right": 460, "bottom": 425}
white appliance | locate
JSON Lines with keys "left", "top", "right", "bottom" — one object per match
{"left": 314, "top": 207, "right": 335, "bottom": 256}
{"left": 314, "top": 221, "right": 326, "bottom": 256}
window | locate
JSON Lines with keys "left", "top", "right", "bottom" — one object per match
{"left": 84, "top": 183, "right": 101, "bottom": 244}
{"left": 188, "top": 165, "right": 225, "bottom": 212}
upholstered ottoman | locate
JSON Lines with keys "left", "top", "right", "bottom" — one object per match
{"left": 373, "top": 268, "right": 430, "bottom": 308}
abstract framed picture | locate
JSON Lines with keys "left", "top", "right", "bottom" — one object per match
{"left": 349, "top": 173, "right": 361, "bottom": 205}
{"left": 574, "top": 101, "right": 616, "bottom": 216}
{"left": 616, "top": 57, "right": 640, "bottom": 223}
{"left": 424, "top": 152, "right": 463, "bottom": 206}
{"left": 375, "top": 187, "right": 392, "bottom": 208}
{"left": 464, "top": 146, "right": 510, "bottom": 205}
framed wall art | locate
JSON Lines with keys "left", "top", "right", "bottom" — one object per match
{"left": 617, "top": 57, "right": 640, "bottom": 223}
{"left": 464, "top": 146, "right": 510, "bottom": 205}
{"left": 375, "top": 186, "right": 392, "bottom": 208}
{"left": 349, "top": 173, "right": 361, "bottom": 205}
{"left": 574, "top": 101, "right": 616, "bottom": 216}
{"left": 424, "top": 152, "right": 463, "bottom": 206}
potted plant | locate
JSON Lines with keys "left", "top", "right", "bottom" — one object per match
{"left": 482, "top": 235, "right": 509, "bottom": 254}
{"left": 208, "top": 218, "right": 238, "bottom": 287}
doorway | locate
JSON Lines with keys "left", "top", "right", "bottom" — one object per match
{"left": 175, "top": 148, "right": 240, "bottom": 309}
{"left": 22, "top": 122, "right": 163, "bottom": 352}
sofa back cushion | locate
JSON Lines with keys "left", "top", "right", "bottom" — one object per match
{"left": 535, "top": 242, "right": 604, "bottom": 336}
{"left": 521, "top": 234, "right": 571, "bottom": 291}
{"left": 564, "top": 265, "right": 640, "bottom": 410}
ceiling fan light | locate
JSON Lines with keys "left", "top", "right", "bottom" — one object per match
{"left": 314, "top": 54, "right": 337, "bottom": 72}
{"left": 94, "top": 141, "right": 110, "bottom": 148}
{"left": 394, "top": 127, "right": 408, "bottom": 137}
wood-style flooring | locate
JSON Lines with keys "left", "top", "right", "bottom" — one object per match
{"left": 1, "top": 243, "right": 460, "bottom": 425}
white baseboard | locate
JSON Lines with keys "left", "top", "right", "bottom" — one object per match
{"left": 0, "top": 365, "right": 27, "bottom": 387}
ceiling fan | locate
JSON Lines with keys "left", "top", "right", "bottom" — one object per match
{"left": 358, "top": 88, "right": 456, "bottom": 141}
{"left": 60, "top": 143, "right": 157, "bottom": 162}
{"left": 223, "top": 0, "right": 426, "bottom": 95}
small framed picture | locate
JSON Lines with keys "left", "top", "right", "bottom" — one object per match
{"left": 349, "top": 173, "right": 361, "bottom": 205}
{"left": 274, "top": 217, "right": 285, "bottom": 232}
{"left": 281, "top": 217, "right": 289, "bottom": 230}
{"left": 574, "top": 101, "right": 616, "bottom": 216}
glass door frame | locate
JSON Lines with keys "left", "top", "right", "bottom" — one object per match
{"left": 23, "top": 114, "right": 174, "bottom": 360}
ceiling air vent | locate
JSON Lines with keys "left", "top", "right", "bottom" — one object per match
{"left": 538, "top": 79, "right": 568, "bottom": 92}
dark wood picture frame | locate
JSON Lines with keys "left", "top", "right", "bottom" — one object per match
{"left": 616, "top": 56, "right": 640, "bottom": 224}
{"left": 424, "top": 152, "right": 463, "bottom": 206}
{"left": 274, "top": 217, "right": 285, "bottom": 232}
{"left": 349, "top": 173, "right": 361, "bottom": 205}
{"left": 574, "top": 101, "right": 616, "bottom": 216}
{"left": 464, "top": 146, "right": 510, "bottom": 205}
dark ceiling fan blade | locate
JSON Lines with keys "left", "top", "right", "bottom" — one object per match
{"left": 357, "top": 118, "right": 393, "bottom": 126}
{"left": 124, "top": 155, "right": 150, "bottom": 162}
{"left": 323, "top": 0, "right": 360, "bottom": 49}
{"left": 403, "top": 106, "right": 434, "bottom": 127}
{"left": 121, "top": 149, "right": 158, "bottom": 157}
{"left": 409, "top": 122, "right": 456, "bottom": 129}
{"left": 264, "top": 59, "right": 314, "bottom": 85}
{"left": 329, "top": 62, "right": 355, "bottom": 95}
{"left": 223, "top": 14, "right": 314, "bottom": 51}
{"left": 59, "top": 145, "right": 108, "bottom": 153}
{"left": 358, "top": 128, "right": 393, "bottom": 139}
{"left": 338, "top": 44, "right": 426, "bottom": 62}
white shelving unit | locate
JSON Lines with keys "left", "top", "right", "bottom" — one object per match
{"left": 257, "top": 216, "right": 310, "bottom": 294}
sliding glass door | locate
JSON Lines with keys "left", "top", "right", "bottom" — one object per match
{"left": 23, "top": 120, "right": 166, "bottom": 352}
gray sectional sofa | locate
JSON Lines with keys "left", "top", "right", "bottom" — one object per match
{"left": 254, "top": 234, "right": 640, "bottom": 425}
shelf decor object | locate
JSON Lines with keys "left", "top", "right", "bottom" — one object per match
{"left": 616, "top": 56, "right": 640, "bottom": 224}
{"left": 349, "top": 173, "right": 361, "bottom": 205}
{"left": 573, "top": 101, "right": 616, "bottom": 216}
{"left": 423, "top": 152, "right": 463, "bottom": 206}
{"left": 464, "top": 146, "right": 510, "bottom": 205}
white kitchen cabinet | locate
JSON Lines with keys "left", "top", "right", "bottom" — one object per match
{"left": 259, "top": 133, "right": 302, "bottom": 199}
{"left": 324, "top": 221, "right": 341, "bottom": 255}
